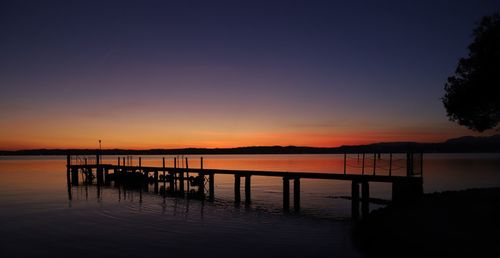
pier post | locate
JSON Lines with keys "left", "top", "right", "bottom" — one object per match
{"left": 139, "top": 157, "right": 142, "bottom": 168}
{"left": 361, "top": 153, "right": 365, "bottom": 175}
{"left": 294, "top": 177, "right": 300, "bottom": 211}
{"left": 245, "top": 175, "right": 251, "bottom": 204}
{"left": 174, "top": 157, "right": 177, "bottom": 192}
{"left": 352, "top": 181, "right": 360, "bottom": 219}
{"left": 343, "top": 153, "right": 347, "bottom": 175}
{"left": 389, "top": 153, "right": 392, "bottom": 176}
{"left": 66, "top": 155, "right": 70, "bottom": 182}
{"left": 362, "top": 181, "right": 369, "bottom": 217}
{"left": 406, "top": 152, "right": 414, "bottom": 176}
{"left": 234, "top": 175, "right": 241, "bottom": 203}
{"left": 104, "top": 168, "right": 109, "bottom": 185}
{"left": 179, "top": 172, "right": 185, "bottom": 194}
{"left": 71, "top": 167, "right": 79, "bottom": 186}
{"left": 162, "top": 157, "right": 166, "bottom": 193}
{"left": 209, "top": 172, "right": 215, "bottom": 201}
{"left": 97, "top": 168, "right": 103, "bottom": 185}
{"left": 169, "top": 172, "right": 175, "bottom": 193}
{"left": 185, "top": 158, "right": 190, "bottom": 193}
{"left": 283, "top": 177, "right": 290, "bottom": 211}
{"left": 154, "top": 170, "right": 159, "bottom": 193}
{"left": 198, "top": 157, "right": 205, "bottom": 196}
{"left": 117, "top": 157, "right": 120, "bottom": 166}
{"left": 373, "top": 153, "right": 376, "bottom": 175}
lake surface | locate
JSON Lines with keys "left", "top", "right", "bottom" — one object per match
{"left": 1, "top": 154, "right": 499, "bottom": 257}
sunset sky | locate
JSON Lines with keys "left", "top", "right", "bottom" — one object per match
{"left": 1, "top": 0, "right": 499, "bottom": 150}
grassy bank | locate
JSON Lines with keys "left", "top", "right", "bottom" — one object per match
{"left": 354, "top": 188, "right": 500, "bottom": 257}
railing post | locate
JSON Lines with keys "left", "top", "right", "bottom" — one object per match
{"left": 373, "top": 153, "right": 376, "bottom": 175}
{"left": 343, "top": 153, "right": 347, "bottom": 175}
{"left": 362, "top": 153, "right": 365, "bottom": 175}
{"left": 389, "top": 153, "right": 392, "bottom": 176}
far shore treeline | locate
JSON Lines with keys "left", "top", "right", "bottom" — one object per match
{"left": 1, "top": 135, "right": 499, "bottom": 156}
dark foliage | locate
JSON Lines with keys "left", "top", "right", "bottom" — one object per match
{"left": 443, "top": 13, "right": 500, "bottom": 132}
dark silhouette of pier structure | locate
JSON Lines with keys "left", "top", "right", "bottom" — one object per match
{"left": 66, "top": 153, "right": 423, "bottom": 218}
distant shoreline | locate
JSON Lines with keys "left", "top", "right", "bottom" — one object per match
{"left": 1, "top": 134, "right": 500, "bottom": 155}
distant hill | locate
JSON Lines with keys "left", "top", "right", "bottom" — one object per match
{"left": 0, "top": 135, "right": 499, "bottom": 155}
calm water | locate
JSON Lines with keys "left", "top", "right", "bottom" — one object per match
{"left": 0, "top": 154, "right": 499, "bottom": 257}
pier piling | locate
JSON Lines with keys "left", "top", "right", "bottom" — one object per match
{"left": 245, "top": 175, "right": 251, "bottom": 204}
{"left": 294, "top": 177, "right": 300, "bottom": 211}
{"left": 362, "top": 181, "right": 369, "bottom": 217}
{"left": 352, "top": 181, "right": 360, "bottom": 219}
{"left": 235, "top": 175, "right": 241, "bottom": 203}
{"left": 209, "top": 173, "right": 215, "bottom": 201}
{"left": 283, "top": 177, "right": 290, "bottom": 211}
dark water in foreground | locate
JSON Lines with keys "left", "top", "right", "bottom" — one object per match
{"left": 1, "top": 154, "right": 499, "bottom": 257}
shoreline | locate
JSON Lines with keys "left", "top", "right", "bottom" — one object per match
{"left": 354, "top": 187, "right": 500, "bottom": 257}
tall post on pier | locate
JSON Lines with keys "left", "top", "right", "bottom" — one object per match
{"left": 283, "top": 177, "right": 290, "bottom": 211}
{"left": 234, "top": 175, "right": 241, "bottom": 203}
{"left": 361, "top": 181, "right": 369, "bottom": 217}
{"left": 294, "top": 177, "right": 300, "bottom": 211}
{"left": 245, "top": 175, "right": 251, "bottom": 204}
{"left": 139, "top": 157, "right": 142, "bottom": 168}
{"left": 351, "top": 181, "right": 360, "bottom": 219}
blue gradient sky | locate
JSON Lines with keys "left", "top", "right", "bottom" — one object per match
{"left": 1, "top": 0, "right": 499, "bottom": 149}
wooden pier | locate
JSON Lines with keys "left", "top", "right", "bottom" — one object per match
{"left": 66, "top": 153, "right": 423, "bottom": 218}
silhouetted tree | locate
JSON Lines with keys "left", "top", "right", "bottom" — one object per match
{"left": 443, "top": 13, "right": 500, "bottom": 132}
